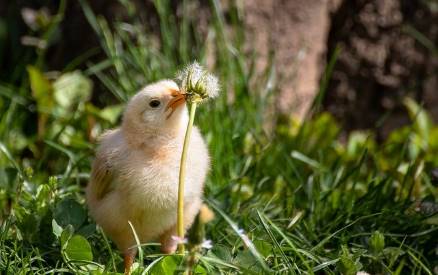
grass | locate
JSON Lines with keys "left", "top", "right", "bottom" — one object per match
{"left": 1, "top": 0, "right": 438, "bottom": 274}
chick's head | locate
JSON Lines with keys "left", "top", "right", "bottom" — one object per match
{"left": 122, "top": 80, "right": 188, "bottom": 139}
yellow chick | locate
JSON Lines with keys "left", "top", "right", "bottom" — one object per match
{"left": 86, "top": 80, "right": 209, "bottom": 274}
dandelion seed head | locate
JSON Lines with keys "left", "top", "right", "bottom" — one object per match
{"left": 176, "top": 62, "right": 220, "bottom": 102}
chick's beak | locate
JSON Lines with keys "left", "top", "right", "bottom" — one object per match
{"left": 166, "top": 89, "right": 186, "bottom": 119}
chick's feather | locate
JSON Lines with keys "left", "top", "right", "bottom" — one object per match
{"left": 86, "top": 81, "right": 210, "bottom": 253}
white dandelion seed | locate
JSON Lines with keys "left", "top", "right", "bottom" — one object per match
{"left": 176, "top": 62, "right": 220, "bottom": 102}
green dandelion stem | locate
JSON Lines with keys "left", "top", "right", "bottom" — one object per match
{"left": 177, "top": 101, "right": 198, "bottom": 253}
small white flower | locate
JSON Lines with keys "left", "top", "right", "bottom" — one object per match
{"left": 176, "top": 62, "right": 220, "bottom": 102}
{"left": 201, "top": 239, "right": 213, "bottom": 249}
{"left": 171, "top": 235, "right": 188, "bottom": 244}
{"left": 356, "top": 272, "right": 370, "bottom": 275}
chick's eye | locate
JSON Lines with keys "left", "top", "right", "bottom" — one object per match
{"left": 149, "top": 99, "right": 161, "bottom": 108}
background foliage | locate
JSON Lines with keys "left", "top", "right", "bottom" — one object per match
{"left": 0, "top": 0, "right": 437, "bottom": 274}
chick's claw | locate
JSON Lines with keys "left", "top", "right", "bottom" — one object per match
{"left": 123, "top": 249, "right": 136, "bottom": 275}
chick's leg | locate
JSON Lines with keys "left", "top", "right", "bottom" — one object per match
{"left": 159, "top": 200, "right": 202, "bottom": 254}
{"left": 159, "top": 225, "right": 178, "bottom": 254}
{"left": 124, "top": 248, "right": 137, "bottom": 275}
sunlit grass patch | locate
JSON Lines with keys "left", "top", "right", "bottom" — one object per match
{"left": 0, "top": 0, "right": 437, "bottom": 274}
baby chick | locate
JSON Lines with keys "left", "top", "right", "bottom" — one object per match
{"left": 86, "top": 80, "right": 209, "bottom": 274}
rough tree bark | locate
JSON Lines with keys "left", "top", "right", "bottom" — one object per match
{"left": 324, "top": 0, "right": 438, "bottom": 137}
{"left": 244, "top": 0, "right": 336, "bottom": 118}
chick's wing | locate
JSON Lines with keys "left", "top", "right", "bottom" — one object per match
{"left": 90, "top": 152, "right": 115, "bottom": 200}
